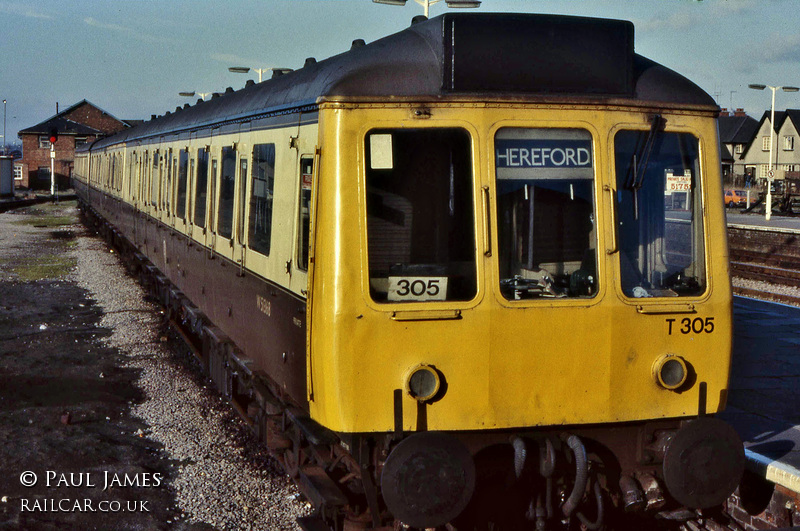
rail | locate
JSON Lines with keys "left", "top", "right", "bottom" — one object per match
{"left": 728, "top": 225, "right": 800, "bottom": 306}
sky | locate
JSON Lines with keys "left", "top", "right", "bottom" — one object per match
{"left": 1, "top": 0, "right": 799, "bottom": 147}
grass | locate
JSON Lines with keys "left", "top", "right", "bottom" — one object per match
{"left": 11, "top": 254, "right": 77, "bottom": 281}
{"left": 3, "top": 200, "right": 80, "bottom": 281}
{"left": 11, "top": 215, "right": 75, "bottom": 228}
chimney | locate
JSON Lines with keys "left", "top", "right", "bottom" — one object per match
{"left": 734, "top": 108, "right": 747, "bottom": 117}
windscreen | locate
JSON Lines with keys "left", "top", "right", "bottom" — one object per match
{"left": 365, "top": 128, "right": 476, "bottom": 303}
{"left": 614, "top": 128, "right": 706, "bottom": 298}
{"left": 495, "top": 128, "right": 598, "bottom": 300}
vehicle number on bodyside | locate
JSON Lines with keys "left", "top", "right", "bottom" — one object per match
{"left": 666, "top": 317, "right": 714, "bottom": 335}
{"left": 388, "top": 276, "right": 448, "bottom": 302}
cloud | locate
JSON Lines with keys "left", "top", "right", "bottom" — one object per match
{"left": 735, "top": 31, "right": 800, "bottom": 74}
{"left": 760, "top": 33, "right": 800, "bottom": 63}
{"left": 707, "top": 0, "right": 760, "bottom": 16}
{"left": 84, "top": 17, "right": 130, "bottom": 33}
{"left": 0, "top": 1, "right": 52, "bottom": 19}
{"left": 636, "top": 11, "right": 696, "bottom": 33}
{"left": 84, "top": 16, "right": 172, "bottom": 44}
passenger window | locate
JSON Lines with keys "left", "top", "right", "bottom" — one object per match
{"left": 151, "top": 150, "right": 159, "bottom": 207}
{"left": 298, "top": 155, "right": 313, "bottom": 270}
{"left": 117, "top": 154, "right": 123, "bottom": 192}
{"left": 128, "top": 152, "right": 136, "bottom": 199}
{"left": 209, "top": 159, "right": 218, "bottom": 231}
{"left": 176, "top": 149, "right": 189, "bottom": 220}
{"left": 170, "top": 156, "right": 177, "bottom": 213}
{"left": 140, "top": 151, "right": 147, "bottom": 203}
{"left": 188, "top": 158, "right": 195, "bottom": 221}
{"left": 110, "top": 156, "right": 116, "bottom": 191}
{"left": 194, "top": 148, "right": 209, "bottom": 228}
{"left": 237, "top": 158, "right": 248, "bottom": 244}
{"left": 164, "top": 150, "right": 172, "bottom": 212}
{"left": 248, "top": 144, "right": 276, "bottom": 256}
{"left": 495, "top": 128, "right": 597, "bottom": 300}
{"left": 364, "top": 128, "right": 476, "bottom": 303}
{"left": 217, "top": 147, "right": 236, "bottom": 239}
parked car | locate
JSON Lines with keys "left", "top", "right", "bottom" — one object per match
{"left": 724, "top": 189, "right": 751, "bottom": 207}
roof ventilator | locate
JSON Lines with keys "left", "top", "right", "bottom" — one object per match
{"left": 271, "top": 68, "right": 293, "bottom": 78}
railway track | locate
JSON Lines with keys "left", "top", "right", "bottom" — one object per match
{"left": 728, "top": 224, "right": 800, "bottom": 306}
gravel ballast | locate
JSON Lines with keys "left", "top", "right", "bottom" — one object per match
{"left": 71, "top": 214, "right": 313, "bottom": 530}
{"left": 0, "top": 200, "right": 311, "bottom": 530}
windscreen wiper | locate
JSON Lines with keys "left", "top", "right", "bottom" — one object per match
{"left": 626, "top": 114, "right": 666, "bottom": 219}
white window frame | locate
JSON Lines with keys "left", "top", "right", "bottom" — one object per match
{"left": 734, "top": 144, "right": 743, "bottom": 155}
{"left": 783, "top": 135, "right": 794, "bottom": 151}
{"left": 39, "top": 136, "right": 51, "bottom": 149}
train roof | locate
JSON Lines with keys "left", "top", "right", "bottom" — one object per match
{"left": 87, "top": 12, "right": 716, "bottom": 150}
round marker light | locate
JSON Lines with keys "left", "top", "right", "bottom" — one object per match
{"left": 406, "top": 365, "right": 441, "bottom": 402}
{"left": 653, "top": 354, "right": 688, "bottom": 390}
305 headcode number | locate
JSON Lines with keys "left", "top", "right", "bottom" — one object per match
{"left": 666, "top": 317, "right": 714, "bottom": 335}
{"left": 387, "top": 276, "right": 448, "bottom": 302}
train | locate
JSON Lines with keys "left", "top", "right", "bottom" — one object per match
{"left": 74, "top": 13, "right": 744, "bottom": 531}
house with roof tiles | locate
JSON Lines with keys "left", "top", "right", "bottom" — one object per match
{"left": 739, "top": 109, "right": 800, "bottom": 189}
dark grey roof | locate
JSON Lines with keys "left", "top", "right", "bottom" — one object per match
{"left": 88, "top": 13, "right": 716, "bottom": 151}
{"left": 718, "top": 114, "right": 758, "bottom": 145}
{"left": 18, "top": 99, "right": 125, "bottom": 137}
{"left": 18, "top": 116, "right": 102, "bottom": 136}
{"left": 720, "top": 143, "right": 733, "bottom": 163}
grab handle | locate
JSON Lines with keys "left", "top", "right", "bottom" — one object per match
{"left": 604, "top": 185, "right": 618, "bottom": 255}
{"left": 481, "top": 186, "right": 492, "bottom": 257}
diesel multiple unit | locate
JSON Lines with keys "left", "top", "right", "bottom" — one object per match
{"left": 74, "top": 13, "right": 744, "bottom": 530}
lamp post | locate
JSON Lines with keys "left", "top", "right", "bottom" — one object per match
{"left": 228, "top": 66, "right": 269, "bottom": 83}
{"left": 179, "top": 91, "right": 212, "bottom": 100}
{"left": 228, "top": 67, "right": 293, "bottom": 83}
{"left": 748, "top": 84, "right": 799, "bottom": 220}
{"left": 2, "top": 99, "right": 6, "bottom": 155}
{"left": 373, "top": 0, "right": 480, "bottom": 18}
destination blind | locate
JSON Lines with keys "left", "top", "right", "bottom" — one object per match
{"left": 496, "top": 139, "right": 592, "bottom": 169}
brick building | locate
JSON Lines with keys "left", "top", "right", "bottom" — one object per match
{"left": 17, "top": 100, "right": 132, "bottom": 190}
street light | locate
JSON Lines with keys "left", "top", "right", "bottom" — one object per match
{"left": 2, "top": 99, "right": 6, "bottom": 155}
{"left": 373, "top": 0, "right": 480, "bottom": 18}
{"left": 179, "top": 91, "right": 213, "bottom": 100}
{"left": 748, "top": 83, "right": 799, "bottom": 220}
{"left": 228, "top": 66, "right": 293, "bottom": 83}
{"left": 228, "top": 66, "right": 294, "bottom": 83}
